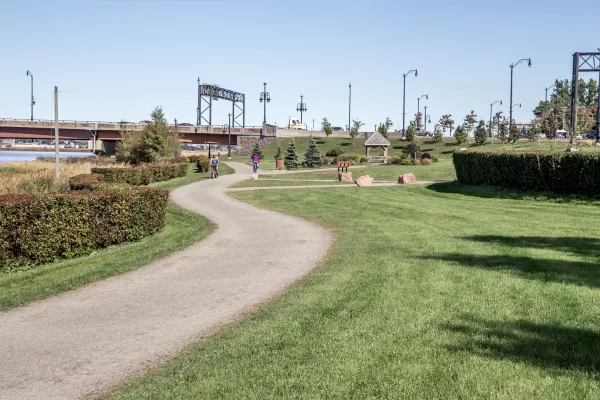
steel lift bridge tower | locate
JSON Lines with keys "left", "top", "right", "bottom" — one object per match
{"left": 196, "top": 78, "right": 246, "bottom": 130}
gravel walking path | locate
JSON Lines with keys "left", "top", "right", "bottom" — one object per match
{"left": 0, "top": 162, "right": 331, "bottom": 400}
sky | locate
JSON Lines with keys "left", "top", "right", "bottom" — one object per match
{"left": 1, "top": 0, "right": 599, "bottom": 132}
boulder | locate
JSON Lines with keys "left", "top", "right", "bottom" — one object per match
{"left": 398, "top": 173, "right": 416, "bottom": 184}
{"left": 355, "top": 175, "right": 374, "bottom": 187}
{"left": 338, "top": 172, "right": 353, "bottom": 182}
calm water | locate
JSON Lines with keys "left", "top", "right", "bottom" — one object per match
{"left": 0, "top": 150, "right": 96, "bottom": 164}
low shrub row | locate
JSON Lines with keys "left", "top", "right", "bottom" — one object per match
{"left": 0, "top": 187, "right": 169, "bottom": 270}
{"left": 453, "top": 151, "right": 600, "bottom": 196}
{"left": 92, "top": 163, "right": 187, "bottom": 186}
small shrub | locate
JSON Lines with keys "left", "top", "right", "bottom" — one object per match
{"left": 432, "top": 156, "right": 439, "bottom": 163}
{"left": 359, "top": 156, "right": 370, "bottom": 165}
{"left": 195, "top": 156, "right": 210, "bottom": 173}
{"left": 420, "top": 152, "right": 432, "bottom": 160}
{"left": 336, "top": 155, "right": 359, "bottom": 165}
{"left": 387, "top": 156, "right": 403, "bottom": 165}
{"left": 401, "top": 158, "right": 414, "bottom": 165}
{"left": 418, "top": 158, "right": 433, "bottom": 165}
{"left": 321, "top": 156, "right": 335, "bottom": 165}
{"left": 92, "top": 163, "right": 187, "bottom": 186}
{"left": 326, "top": 148, "right": 344, "bottom": 157}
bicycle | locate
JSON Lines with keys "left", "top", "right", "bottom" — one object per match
{"left": 211, "top": 165, "right": 219, "bottom": 179}
{"left": 252, "top": 162, "right": 259, "bottom": 173}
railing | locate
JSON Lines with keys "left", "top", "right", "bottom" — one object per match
{"left": 369, "top": 156, "right": 388, "bottom": 163}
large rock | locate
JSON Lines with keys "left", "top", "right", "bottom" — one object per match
{"left": 398, "top": 173, "right": 416, "bottom": 184}
{"left": 355, "top": 175, "right": 374, "bottom": 187}
{"left": 338, "top": 172, "right": 353, "bottom": 182}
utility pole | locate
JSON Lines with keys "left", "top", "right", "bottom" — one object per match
{"left": 348, "top": 83, "right": 351, "bottom": 135}
{"left": 26, "top": 70, "right": 35, "bottom": 121}
{"left": 54, "top": 86, "right": 60, "bottom": 179}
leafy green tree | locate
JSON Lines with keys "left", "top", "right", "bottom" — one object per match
{"left": 349, "top": 119, "right": 365, "bottom": 144}
{"left": 474, "top": 120, "right": 487, "bottom": 147}
{"left": 377, "top": 117, "right": 393, "bottom": 138}
{"left": 508, "top": 123, "right": 520, "bottom": 144}
{"left": 406, "top": 121, "right": 417, "bottom": 142}
{"left": 463, "top": 110, "right": 478, "bottom": 134}
{"left": 414, "top": 112, "right": 423, "bottom": 132}
{"left": 251, "top": 141, "right": 264, "bottom": 159}
{"left": 284, "top": 139, "right": 299, "bottom": 170}
{"left": 528, "top": 122, "right": 540, "bottom": 141}
{"left": 303, "top": 136, "right": 322, "bottom": 167}
{"left": 322, "top": 118, "right": 333, "bottom": 141}
{"left": 433, "top": 125, "right": 443, "bottom": 143}
{"left": 492, "top": 111, "right": 504, "bottom": 137}
{"left": 274, "top": 143, "right": 283, "bottom": 160}
{"left": 498, "top": 121, "right": 508, "bottom": 142}
{"left": 439, "top": 114, "right": 454, "bottom": 136}
{"left": 454, "top": 125, "right": 468, "bottom": 145}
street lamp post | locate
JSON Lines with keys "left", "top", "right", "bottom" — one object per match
{"left": 417, "top": 94, "right": 428, "bottom": 131}
{"left": 424, "top": 106, "right": 428, "bottom": 132}
{"left": 348, "top": 83, "right": 352, "bottom": 135}
{"left": 489, "top": 100, "right": 502, "bottom": 137}
{"left": 545, "top": 82, "right": 557, "bottom": 103}
{"left": 227, "top": 113, "right": 232, "bottom": 159}
{"left": 296, "top": 95, "right": 307, "bottom": 125}
{"left": 26, "top": 70, "right": 35, "bottom": 121}
{"left": 509, "top": 58, "right": 531, "bottom": 133}
{"left": 259, "top": 82, "right": 270, "bottom": 125}
{"left": 402, "top": 69, "right": 418, "bottom": 135}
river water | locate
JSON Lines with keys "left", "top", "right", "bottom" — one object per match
{"left": 0, "top": 150, "right": 96, "bottom": 165}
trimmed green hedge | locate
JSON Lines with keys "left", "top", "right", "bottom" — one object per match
{"left": 453, "top": 151, "right": 600, "bottom": 196}
{"left": 0, "top": 188, "right": 168, "bottom": 270}
{"left": 92, "top": 163, "right": 187, "bottom": 186}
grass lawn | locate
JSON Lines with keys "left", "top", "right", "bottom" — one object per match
{"left": 107, "top": 184, "right": 600, "bottom": 399}
{"left": 231, "top": 179, "right": 353, "bottom": 188}
{"left": 150, "top": 163, "right": 234, "bottom": 191}
{"left": 0, "top": 163, "right": 222, "bottom": 312}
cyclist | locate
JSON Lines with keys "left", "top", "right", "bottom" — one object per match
{"left": 211, "top": 154, "right": 219, "bottom": 178}
{"left": 252, "top": 153, "right": 260, "bottom": 173}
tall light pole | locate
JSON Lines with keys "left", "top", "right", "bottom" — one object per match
{"left": 227, "top": 113, "right": 232, "bottom": 159}
{"left": 509, "top": 58, "right": 531, "bottom": 133}
{"left": 402, "top": 69, "right": 418, "bottom": 135}
{"left": 512, "top": 103, "right": 522, "bottom": 124}
{"left": 296, "top": 95, "right": 307, "bottom": 125}
{"left": 545, "top": 82, "right": 557, "bottom": 103}
{"left": 26, "top": 70, "right": 35, "bottom": 121}
{"left": 424, "top": 106, "right": 431, "bottom": 132}
{"left": 259, "top": 82, "right": 270, "bottom": 124}
{"left": 489, "top": 100, "right": 502, "bottom": 137}
{"left": 417, "top": 94, "right": 428, "bottom": 131}
{"left": 348, "top": 83, "right": 352, "bottom": 134}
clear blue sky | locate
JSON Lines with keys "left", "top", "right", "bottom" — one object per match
{"left": 1, "top": 0, "right": 598, "bottom": 131}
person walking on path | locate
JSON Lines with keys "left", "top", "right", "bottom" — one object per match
{"left": 252, "top": 153, "right": 260, "bottom": 173}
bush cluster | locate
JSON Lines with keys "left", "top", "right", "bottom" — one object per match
{"left": 359, "top": 156, "right": 370, "bottom": 165}
{"left": 69, "top": 174, "right": 130, "bottom": 191}
{"left": 195, "top": 156, "right": 211, "bottom": 173}
{"left": 453, "top": 151, "right": 600, "bottom": 196}
{"left": 325, "top": 148, "right": 344, "bottom": 157}
{"left": 334, "top": 155, "right": 359, "bottom": 165}
{"left": 0, "top": 188, "right": 168, "bottom": 270}
{"left": 92, "top": 163, "right": 187, "bottom": 186}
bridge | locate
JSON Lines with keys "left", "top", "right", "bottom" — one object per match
{"left": 0, "top": 119, "right": 266, "bottom": 153}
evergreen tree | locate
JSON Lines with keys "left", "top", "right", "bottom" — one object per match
{"left": 406, "top": 121, "right": 417, "bottom": 142}
{"left": 433, "top": 125, "right": 443, "bottom": 143}
{"left": 508, "top": 123, "right": 520, "bottom": 144}
{"left": 251, "top": 141, "right": 264, "bottom": 159}
{"left": 274, "top": 143, "right": 283, "bottom": 160}
{"left": 474, "top": 120, "right": 487, "bottom": 147}
{"left": 498, "top": 121, "right": 508, "bottom": 142}
{"left": 454, "top": 125, "right": 468, "bottom": 145}
{"left": 303, "top": 136, "right": 322, "bottom": 167}
{"left": 284, "top": 139, "right": 299, "bottom": 170}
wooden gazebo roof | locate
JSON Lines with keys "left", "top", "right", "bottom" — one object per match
{"left": 364, "top": 132, "right": 391, "bottom": 147}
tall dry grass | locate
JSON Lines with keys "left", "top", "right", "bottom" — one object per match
{"left": 0, "top": 161, "right": 92, "bottom": 195}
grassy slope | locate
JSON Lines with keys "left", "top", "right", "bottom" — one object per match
{"left": 0, "top": 163, "right": 222, "bottom": 312}
{"left": 108, "top": 185, "right": 600, "bottom": 399}
{"left": 232, "top": 179, "right": 352, "bottom": 188}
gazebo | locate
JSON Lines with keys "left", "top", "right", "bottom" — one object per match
{"left": 364, "top": 132, "right": 391, "bottom": 163}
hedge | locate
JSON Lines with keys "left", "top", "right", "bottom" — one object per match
{"left": 0, "top": 187, "right": 168, "bottom": 270}
{"left": 92, "top": 163, "right": 187, "bottom": 186}
{"left": 69, "top": 174, "right": 131, "bottom": 191}
{"left": 453, "top": 151, "right": 600, "bottom": 196}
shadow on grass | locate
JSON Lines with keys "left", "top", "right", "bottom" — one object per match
{"left": 464, "top": 235, "right": 600, "bottom": 259}
{"left": 427, "top": 182, "right": 600, "bottom": 205}
{"left": 340, "top": 142, "right": 352, "bottom": 147}
{"left": 442, "top": 315, "right": 600, "bottom": 378}
{"left": 423, "top": 253, "right": 600, "bottom": 289}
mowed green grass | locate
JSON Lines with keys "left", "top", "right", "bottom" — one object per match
{"left": 0, "top": 163, "right": 221, "bottom": 312}
{"left": 107, "top": 184, "right": 600, "bottom": 399}
{"left": 232, "top": 179, "right": 352, "bottom": 188}
{"left": 150, "top": 163, "right": 234, "bottom": 190}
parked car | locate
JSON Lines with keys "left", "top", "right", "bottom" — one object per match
{"left": 586, "top": 131, "right": 598, "bottom": 139}
{"left": 417, "top": 131, "right": 432, "bottom": 137}
{"left": 179, "top": 122, "right": 194, "bottom": 127}
{"left": 139, "top": 120, "right": 151, "bottom": 125}
{"left": 332, "top": 127, "right": 345, "bottom": 132}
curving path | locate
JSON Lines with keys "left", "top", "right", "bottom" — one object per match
{"left": 0, "top": 162, "right": 331, "bottom": 400}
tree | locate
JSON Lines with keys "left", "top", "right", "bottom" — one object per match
{"left": 406, "top": 121, "right": 417, "bottom": 142}
{"left": 116, "top": 106, "right": 181, "bottom": 164}
{"left": 454, "top": 125, "right": 468, "bottom": 145}
{"left": 303, "top": 136, "right": 322, "bottom": 167}
{"left": 377, "top": 117, "right": 393, "bottom": 138}
{"left": 284, "top": 139, "right": 299, "bottom": 170}
{"left": 322, "top": 118, "right": 333, "bottom": 141}
{"left": 251, "top": 141, "right": 264, "bottom": 159}
{"left": 508, "top": 123, "right": 520, "bottom": 144}
{"left": 528, "top": 122, "right": 540, "bottom": 141}
{"left": 463, "top": 110, "right": 478, "bottom": 135}
{"left": 349, "top": 119, "right": 365, "bottom": 144}
{"left": 474, "top": 120, "right": 487, "bottom": 147}
{"left": 414, "top": 112, "right": 423, "bottom": 132}
{"left": 575, "top": 106, "right": 596, "bottom": 138}
{"left": 433, "top": 125, "right": 443, "bottom": 143}
{"left": 498, "top": 121, "right": 508, "bottom": 142}
{"left": 492, "top": 111, "right": 504, "bottom": 137}
{"left": 439, "top": 114, "right": 455, "bottom": 136}
{"left": 274, "top": 143, "right": 283, "bottom": 160}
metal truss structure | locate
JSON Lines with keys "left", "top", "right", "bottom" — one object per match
{"left": 196, "top": 78, "right": 246, "bottom": 129}
{"left": 570, "top": 52, "right": 600, "bottom": 135}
